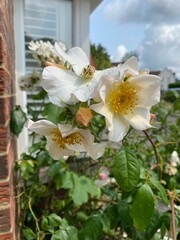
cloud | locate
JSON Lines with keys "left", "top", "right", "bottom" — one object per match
{"left": 139, "top": 24, "right": 180, "bottom": 77}
{"left": 111, "top": 45, "right": 127, "bottom": 62}
{"left": 104, "top": 0, "right": 180, "bottom": 24}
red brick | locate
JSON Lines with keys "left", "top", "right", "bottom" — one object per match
{"left": 0, "top": 155, "right": 9, "bottom": 180}
{"left": 0, "top": 68, "right": 14, "bottom": 95}
{"left": 0, "top": 232, "right": 14, "bottom": 240}
{"left": 0, "top": 125, "right": 11, "bottom": 152}
{"left": 0, "top": 96, "right": 13, "bottom": 125}
{"left": 0, "top": 206, "right": 11, "bottom": 232}
{"left": 0, "top": 1, "right": 17, "bottom": 238}
{"left": 0, "top": 181, "right": 10, "bottom": 204}
{"left": 0, "top": 138, "right": 16, "bottom": 180}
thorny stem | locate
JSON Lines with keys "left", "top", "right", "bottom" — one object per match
{"left": 143, "top": 130, "right": 162, "bottom": 179}
{"left": 168, "top": 191, "right": 176, "bottom": 240}
{"left": 143, "top": 130, "right": 159, "bottom": 165}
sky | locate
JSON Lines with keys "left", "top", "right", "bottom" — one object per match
{"left": 90, "top": 0, "right": 180, "bottom": 78}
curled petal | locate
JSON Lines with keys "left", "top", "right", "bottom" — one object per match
{"left": 55, "top": 43, "right": 89, "bottom": 75}
{"left": 27, "top": 119, "right": 56, "bottom": 135}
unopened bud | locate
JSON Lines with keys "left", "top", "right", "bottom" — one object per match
{"left": 150, "top": 114, "right": 156, "bottom": 124}
{"left": 75, "top": 107, "right": 93, "bottom": 126}
{"left": 99, "top": 173, "right": 107, "bottom": 180}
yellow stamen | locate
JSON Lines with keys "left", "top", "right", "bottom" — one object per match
{"left": 51, "top": 129, "right": 82, "bottom": 148}
{"left": 107, "top": 81, "right": 138, "bottom": 115}
{"left": 45, "top": 62, "right": 68, "bottom": 70}
{"left": 81, "top": 65, "right": 95, "bottom": 79}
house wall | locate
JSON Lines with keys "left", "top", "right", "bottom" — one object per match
{"left": 0, "top": 0, "right": 17, "bottom": 239}
{"left": 159, "top": 68, "right": 176, "bottom": 91}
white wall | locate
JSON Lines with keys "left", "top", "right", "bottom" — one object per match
{"left": 72, "top": 0, "right": 91, "bottom": 58}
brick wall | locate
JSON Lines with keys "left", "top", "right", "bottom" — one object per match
{"left": 0, "top": 0, "right": 17, "bottom": 239}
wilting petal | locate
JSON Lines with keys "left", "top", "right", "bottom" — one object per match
{"left": 124, "top": 107, "right": 152, "bottom": 130}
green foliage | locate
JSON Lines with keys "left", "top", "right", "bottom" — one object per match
{"left": 113, "top": 147, "right": 141, "bottom": 191}
{"left": 131, "top": 184, "right": 155, "bottom": 231}
{"left": 10, "top": 105, "right": 27, "bottom": 136}
{"left": 90, "top": 43, "right": 112, "bottom": 70}
{"left": 78, "top": 215, "right": 103, "bottom": 240}
{"left": 62, "top": 172, "right": 100, "bottom": 206}
{"left": 169, "top": 82, "right": 180, "bottom": 88}
{"left": 163, "top": 90, "right": 179, "bottom": 102}
{"left": 14, "top": 47, "right": 180, "bottom": 239}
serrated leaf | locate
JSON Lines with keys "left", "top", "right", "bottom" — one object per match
{"left": 150, "top": 178, "right": 169, "bottom": 205}
{"left": 78, "top": 215, "right": 103, "bottom": 240}
{"left": 145, "top": 210, "right": 162, "bottom": 240}
{"left": 113, "top": 147, "right": 140, "bottom": 191}
{"left": 10, "top": 105, "right": 27, "bottom": 136}
{"left": 131, "top": 184, "right": 155, "bottom": 231}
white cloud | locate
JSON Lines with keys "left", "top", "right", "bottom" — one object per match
{"left": 139, "top": 24, "right": 180, "bottom": 77}
{"left": 111, "top": 45, "right": 127, "bottom": 62}
{"left": 102, "top": 0, "right": 180, "bottom": 77}
{"left": 104, "top": 0, "right": 180, "bottom": 24}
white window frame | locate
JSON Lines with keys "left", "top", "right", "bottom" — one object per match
{"left": 14, "top": 0, "right": 98, "bottom": 155}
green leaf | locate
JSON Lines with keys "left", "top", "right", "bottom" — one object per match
{"left": 101, "top": 205, "right": 120, "bottom": 235}
{"left": 150, "top": 178, "right": 169, "bottom": 205}
{"left": 31, "top": 89, "right": 47, "bottom": 100}
{"left": 48, "top": 213, "right": 63, "bottom": 227}
{"left": 118, "top": 200, "right": 133, "bottom": 228}
{"left": 78, "top": 215, "right": 103, "bottom": 240}
{"left": 62, "top": 172, "right": 100, "bottom": 206}
{"left": 41, "top": 216, "right": 49, "bottom": 231}
{"left": 62, "top": 171, "right": 74, "bottom": 190}
{"left": 113, "top": 147, "right": 140, "bottom": 191}
{"left": 22, "top": 228, "right": 36, "bottom": 240}
{"left": 10, "top": 105, "right": 27, "bottom": 136}
{"left": 70, "top": 174, "right": 88, "bottom": 206}
{"left": 131, "top": 184, "right": 155, "bottom": 231}
{"left": 79, "top": 176, "right": 100, "bottom": 197}
{"left": 42, "top": 103, "right": 63, "bottom": 124}
{"left": 52, "top": 226, "right": 78, "bottom": 240}
{"left": 145, "top": 210, "right": 162, "bottom": 240}
{"left": 20, "top": 160, "right": 35, "bottom": 180}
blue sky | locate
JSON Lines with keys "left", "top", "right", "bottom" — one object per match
{"left": 90, "top": 0, "right": 180, "bottom": 78}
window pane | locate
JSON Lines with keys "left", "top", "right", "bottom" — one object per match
{"left": 24, "top": 0, "right": 72, "bottom": 72}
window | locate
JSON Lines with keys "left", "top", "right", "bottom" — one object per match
{"left": 24, "top": 0, "right": 72, "bottom": 73}
{"left": 14, "top": 0, "right": 72, "bottom": 154}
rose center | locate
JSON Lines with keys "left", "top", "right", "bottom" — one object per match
{"left": 81, "top": 65, "right": 95, "bottom": 79}
{"left": 107, "top": 82, "right": 138, "bottom": 115}
{"left": 51, "top": 129, "right": 82, "bottom": 148}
